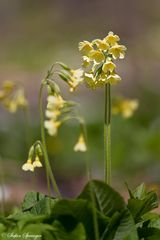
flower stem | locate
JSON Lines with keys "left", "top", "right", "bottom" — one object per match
{"left": 104, "top": 83, "right": 111, "bottom": 185}
{"left": 39, "top": 83, "right": 61, "bottom": 198}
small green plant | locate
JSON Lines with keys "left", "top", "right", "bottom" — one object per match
{"left": 1, "top": 32, "right": 159, "bottom": 240}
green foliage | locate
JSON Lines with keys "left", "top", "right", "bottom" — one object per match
{"left": 0, "top": 180, "right": 160, "bottom": 239}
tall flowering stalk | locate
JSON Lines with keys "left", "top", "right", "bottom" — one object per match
{"left": 58, "top": 32, "right": 127, "bottom": 184}
{"left": 78, "top": 32, "right": 127, "bottom": 184}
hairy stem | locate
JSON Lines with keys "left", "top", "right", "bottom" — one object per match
{"left": 104, "top": 83, "right": 111, "bottom": 185}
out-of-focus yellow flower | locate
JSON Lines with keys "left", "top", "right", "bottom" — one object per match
{"left": 102, "top": 60, "right": 116, "bottom": 73}
{"left": 4, "top": 99, "right": 18, "bottom": 113}
{"left": 15, "top": 89, "right": 28, "bottom": 107}
{"left": 107, "top": 73, "right": 121, "bottom": 84}
{"left": 44, "top": 120, "right": 61, "bottom": 136}
{"left": 69, "top": 68, "right": 84, "bottom": 92}
{"left": 74, "top": 134, "right": 87, "bottom": 152}
{"left": 33, "top": 156, "right": 42, "bottom": 168}
{"left": 112, "top": 98, "right": 139, "bottom": 118}
{"left": 22, "top": 159, "right": 34, "bottom": 172}
{"left": 105, "top": 31, "right": 120, "bottom": 46}
{"left": 93, "top": 39, "right": 110, "bottom": 51}
{"left": 79, "top": 41, "right": 93, "bottom": 55}
{"left": 109, "top": 44, "right": 127, "bottom": 59}
{"left": 3, "top": 81, "right": 15, "bottom": 91}
{"left": 89, "top": 50, "right": 105, "bottom": 63}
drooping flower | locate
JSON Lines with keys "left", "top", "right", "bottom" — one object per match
{"left": 68, "top": 68, "right": 84, "bottom": 92}
{"left": 79, "top": 41, "right": 93, "bottom": 55}
{"left": 89, "top": 50, "right": 105, "bottom": 63}
{"left": 107, "top": 73, "right": 121, "bottom": 84}
{"left": 93, "top": 39, "right": 110, "bottom": 51}
{"left": 44, "top": 120, "right": 61, "bottom": 136}
{"left": 109, "top": 44, "right": 127, "bottom": 59}
{"left": 47, "top": 95, "right": 65, "bottom": 109}
{"left": 74, "top": 134, "right": 87, "bottom": 152}
{"left": 22, "top": 159, "right": 34, "bottom": 172}
{"left": 102, "top": 60, "right": 116, "bottom": 73}
{"left": 33, "top": 156, "right": 42, "bottom": 168}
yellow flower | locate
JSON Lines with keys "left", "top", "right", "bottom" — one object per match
{"left": 82, "top": 56, "right": 91, "bottom": 68}
{"left": 109, "top": 44, "right": 127, "bottom": 59}
{"left": 74, "top": 134, "right": 87, "bottom": 152}
{"left": 69, "top": 68, "right": 84, "bottom": 92}
{"left": 3, "top": 81, "right": 15, "bottom": 91}
{"left": 93, "top": 39, "right": 110, "bottom": 51}
{"left": 121, "top": 99, "right": 139, "bottom": 118}
{"left": 112, "top": 98, "right": 139, "bottom": 118}
{"left": 44, "top": 120, "right": 61, "bottom": 136}
{"left": 79, "top": 41, "right": 93, "bottom": 55}
{"left": 22, "top": 159, "right": 34, "bottom": 172}
{"left": 15, "top": 89, "right": 28, "bottom": 108}
{"left": 84, "top": 73, "right": 97, "bottom": 89}
{"left": 33, "top": 156, "right": 42, "bottom": 168}
{"left": 105, "top": 31, "right": 120, "bottom": 46}
{"left": 4, "top": 99, "right": 18, "bottom": 113}
{"left": 89, "top": 50, "right": 105, "bottom": 63}
{"left": 107, "top": 73, "right": 121, "bottom": 84}
{"left": 102, "top": 60, "right": 116, "bottom": 73}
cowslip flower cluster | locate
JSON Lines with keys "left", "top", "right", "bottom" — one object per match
{"left": 112, "top": 97, "right": 139, "bottom": 118}
{"left": 79, "top": 31, "right": 127, "bottom": 89}
{"left": 44, "top": 91, "right": 87, "bottom": 152}
{"left": 0, "top": 80, "right": 28, "bottom": 113}
{"left": 22, "top": 143, "right": 43, "bottom": 172}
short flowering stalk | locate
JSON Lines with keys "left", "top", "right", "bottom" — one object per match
{"left": 39, "top": 83, "right": 61, "bottom": 198}
{"left": 104, "top": 83, "right": 111, "bottom": 185}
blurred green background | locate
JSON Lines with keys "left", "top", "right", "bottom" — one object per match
{"left": 0, "top": 0, "right": 160, "bottom": 210}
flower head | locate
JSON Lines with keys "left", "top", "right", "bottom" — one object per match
{"left": 74, "top": 134, "right": 87, "bottom": 152}
{"left": 78, "top": 31, "right": 126, "bottom": 89}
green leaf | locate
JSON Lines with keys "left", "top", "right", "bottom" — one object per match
{"left": 22, "top": 191, "right": 57, "bottom": 215}
{"left": 50, "top": 198, "right": 109, "bottom": 239}
{"left": 22, "top": 192, "right": 46, "bottom": 211}
{"left": 52, "top": 221, "right": 86, "bottom": 240}
{"left": 101, "top": 209, "right": 138, "bottom": 240}
{"left": 78, "top": 180, "right": 125, "bottom": 217}
{"left": 127, "top": 191, "right": 158, "bottom": 222}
